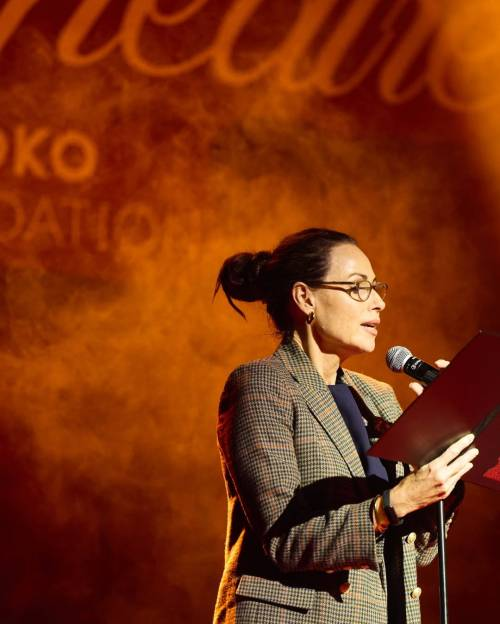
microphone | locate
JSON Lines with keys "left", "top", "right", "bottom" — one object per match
{"left": 386, "top": 346, "right": 440, "bottom": 385}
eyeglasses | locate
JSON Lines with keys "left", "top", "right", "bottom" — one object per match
{"left": 307, "top": 280, "right": 388, "bottom": 302}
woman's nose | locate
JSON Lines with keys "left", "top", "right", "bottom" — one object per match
{"left": 370, "top": 290, "right": 386, "bottom": 311}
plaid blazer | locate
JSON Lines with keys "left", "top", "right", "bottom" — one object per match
{"left": 214, "top": 340, "right": 443, "bottom": 624}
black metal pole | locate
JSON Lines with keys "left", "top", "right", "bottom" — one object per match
{"left": 437, "top": 500, "right": 448, "bottom": 624}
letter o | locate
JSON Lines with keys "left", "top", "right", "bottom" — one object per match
{"left": 113, "top": 202, "right": 161, "bottom": 257}
{"left": 0, "top": 191, "right": 26, "bottom": 242}
{"left": 50, "top": 130, "right": 98, "bottom": 182}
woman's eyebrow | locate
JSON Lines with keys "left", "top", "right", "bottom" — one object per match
{"left": 347, "top": 272, "right": 368, "bottom": 279}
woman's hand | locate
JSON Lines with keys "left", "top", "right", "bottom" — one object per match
{"left": 409, "top": 358, "right": 449, "bottom": 396}
{"left": 389, "top": 433, "right": 478, "bottom": 519}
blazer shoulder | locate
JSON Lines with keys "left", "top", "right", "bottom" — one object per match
{"left": 224, "top": 355, "right": 293, "bottom": 393}
{"left": 218, "top": 355, "right": 295, "bottom": 423}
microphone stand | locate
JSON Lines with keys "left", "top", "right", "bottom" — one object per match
{"left": 437, "top": 500, "right": 448, "bottom": 624}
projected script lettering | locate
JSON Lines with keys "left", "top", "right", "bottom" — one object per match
{"left": 0, "top": 0, "right": 498, "bottom": 111}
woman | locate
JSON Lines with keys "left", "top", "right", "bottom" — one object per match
{"left": 213, "top": 228, "right": 477, "bottom": 624}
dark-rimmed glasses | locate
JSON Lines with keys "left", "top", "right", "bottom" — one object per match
{"left": 307, "top": 280, "right": 388, "bottom": 302}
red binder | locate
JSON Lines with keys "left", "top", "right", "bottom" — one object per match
{"left": 369, "top": 331, "right": 500, "bottom": 492}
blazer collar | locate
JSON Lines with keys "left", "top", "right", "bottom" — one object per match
{"left": 274, "top": 339, "right": 365, "bottom": 478}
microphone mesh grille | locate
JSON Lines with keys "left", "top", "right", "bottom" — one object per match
{"left": 386, "top": 346, "right": 412, "bottom": 372}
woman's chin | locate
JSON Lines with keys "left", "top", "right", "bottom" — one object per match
{"left": 349, "top": 336, "right": 377, "bottom": 356}
{"left": 320, "top": 333, "right": 377, "bottom": 359}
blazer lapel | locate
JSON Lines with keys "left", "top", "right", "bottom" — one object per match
{"left": 342, "top": 370, "right": 393, "bottom": 443}
{"left": 275, "top": 340, "right": 365, "bottom": 479}
{"left": 342, "top": 369, "right": 380, "bottom": 419}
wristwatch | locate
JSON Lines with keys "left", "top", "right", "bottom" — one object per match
{"left": 382, "top": 489, "right": 403, "bottom": 526}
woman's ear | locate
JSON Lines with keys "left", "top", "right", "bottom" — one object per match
{"left": 291, "top": 282, "right": 315, "bottom": 316}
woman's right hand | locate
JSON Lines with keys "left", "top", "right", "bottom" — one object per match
{"left": 389, "top": 433, "right": 478, "bottom": 519}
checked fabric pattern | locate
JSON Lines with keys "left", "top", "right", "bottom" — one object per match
{"left": 213, "top": 339, "right": 444, "bottom": 624}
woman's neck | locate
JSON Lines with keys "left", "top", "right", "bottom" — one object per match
{"left": 292, "top": 329, "right": 343, "bottom": 385}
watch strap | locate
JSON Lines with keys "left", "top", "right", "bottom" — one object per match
{"left": 382, "top": 489, "right": 403, "bottom": 526}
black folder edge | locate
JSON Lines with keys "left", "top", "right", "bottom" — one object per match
{"left": 368, "top": 330, "right": 500, "bottom": 492}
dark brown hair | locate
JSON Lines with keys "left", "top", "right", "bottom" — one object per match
{"left": 214, "top": 228, "right": 357, "bottom": 335}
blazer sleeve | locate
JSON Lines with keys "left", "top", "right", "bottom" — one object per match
{"left": 217, "top": 360, "right": 382, "bottom": 574}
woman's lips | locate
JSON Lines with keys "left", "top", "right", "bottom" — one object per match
{"left": 361, "top": 322, "right": 379, "bottom": 336}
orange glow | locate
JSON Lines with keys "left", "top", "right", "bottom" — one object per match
{"left": 0, "top": 1, "right": 497, "bottom": 622}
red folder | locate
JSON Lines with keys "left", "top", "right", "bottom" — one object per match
{"left": 369, "top": 331, "right": 500, "bottom": 492}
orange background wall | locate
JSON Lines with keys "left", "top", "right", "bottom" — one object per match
{"left": 0, "top": 1, "right": 498, "bottom": 622}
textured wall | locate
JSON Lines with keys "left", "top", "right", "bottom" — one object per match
{"left": 0, "top": 1, "right": 498, "bottom": 622}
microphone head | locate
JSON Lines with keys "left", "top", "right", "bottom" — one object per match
{"left": 386, "top": 345, "right": 412, "bottom": 372}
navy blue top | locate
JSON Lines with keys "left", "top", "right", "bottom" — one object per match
{"left": 328, "top": 379, "right": 388, "bottom": 482}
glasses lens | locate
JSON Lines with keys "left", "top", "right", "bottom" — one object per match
{"left": 355, "top": 281, "right": 372, "bottom": 302}
{"left": 373, "top": 282, "right": 388, "bottom": 300}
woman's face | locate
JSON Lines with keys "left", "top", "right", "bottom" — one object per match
{"left": 310, "top": 244, "right": 386, "bottom": 361}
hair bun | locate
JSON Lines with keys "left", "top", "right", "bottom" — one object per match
{"left": 214, "top": 251, "right": 272, "bottom": 317}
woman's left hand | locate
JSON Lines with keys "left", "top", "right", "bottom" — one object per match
{"left": 409, "top": 359, "right": 449, "bottom": 396}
